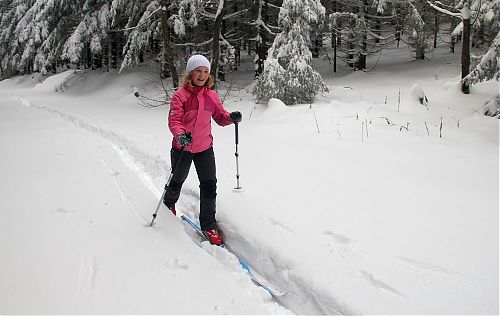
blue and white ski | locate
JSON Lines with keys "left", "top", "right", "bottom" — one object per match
{"left": 180, "top": 214, "right": 286, "bottom": 296}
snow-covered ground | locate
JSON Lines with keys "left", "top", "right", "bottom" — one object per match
{"left": 0, "top": 45, "right": 498, "bottom": 315}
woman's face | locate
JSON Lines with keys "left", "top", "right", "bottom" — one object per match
{"left": 191, "top": 66, "right": 209, "bottom": 86}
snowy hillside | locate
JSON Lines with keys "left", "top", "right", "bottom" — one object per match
{"left": 0, "top": 46, "right": 498, "bottom": 315}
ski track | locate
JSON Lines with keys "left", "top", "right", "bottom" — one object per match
{"left": 323, "top": 230, "right": 351, "bottom": 244}
{"left": 17, "top": 96, "right": 356, "bottom": 315}
{"left": 17, "top": 96, "right": 169, "bottom": 181}
{"left": 395, "top": 257, "right": 465, "bottom": 277}
{"left": 99, "top": 156, "right": 149, "bottom": 226}
{"left": 265, "top": 216, "right": 295, "bottom": 235}
{"left": 77, "top": 255, "right": 97, "bottom": 298}
{"left": 358, "top": 270, "right": 406, "bottom": 298}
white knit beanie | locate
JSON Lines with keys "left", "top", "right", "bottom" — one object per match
{"left": 185, "top": 54, "right": 211, "bottom": 74}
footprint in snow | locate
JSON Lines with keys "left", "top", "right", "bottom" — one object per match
{"left": 265, "top": 217, "right": 294, "bottom": 235}
{"left": 323, "top": 230, "right": 351, "bottom": 244}
{"left": 164, "top": 257, "right": 189, "bottom": 270}
{"left": 51, "top": 207, "right": 75, "bottom": 214}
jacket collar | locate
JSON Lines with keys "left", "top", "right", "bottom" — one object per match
{"left": 185, "top": 84, "right": 209, "bottom": 95}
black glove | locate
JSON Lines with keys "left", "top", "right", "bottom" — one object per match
{"left": 178, "top": 132, "right": 192, "bottom": 147}
{"left": 230, "top": 111, "right": 242, "bottom": 123}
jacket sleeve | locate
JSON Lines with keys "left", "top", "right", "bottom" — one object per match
{"left": 168, "top": 91, "right": 186, "bottom": 141}
{"left": 210, "top": 91, "right": 233, "bottom": 126}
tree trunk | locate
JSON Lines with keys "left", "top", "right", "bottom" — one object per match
{"left": 106, "top": 36, "right": 111, "bottom": 71}
{"left": 333, "top": 27, "right": 337, "bottom": 72}
{"left": 375, "top": 13, "right": 381, "bottom": 44}
{"left": 461, "top": 16, "right": 471, "bottom": 94}
{"left": 110, "top": 33, "right": 118, "bottom": 69}
{"left": 450, "top": 17, "right": 457, "bottom": 53}
{"left": 211, "top": 0, "right": 227, "bottom": 86}
{"left": 255, "top": 29, "right": 266, "bottom": 78}
{"left": 434, "top": 14, "right": 438, "bottom": 48}
{"left": 161, "top": 0, "right": 179, "bottom": 88}
{"left": 85, "top": 42, "right": 91, "bottom": 69}
{"left": 313, "top": 35, "right": 320, "bottom": 58}
{"left": 357, "top": 3, "right": 367, "bottom": 70}
{"left": 332, "top": 0, "right": 338, "bottom": 72}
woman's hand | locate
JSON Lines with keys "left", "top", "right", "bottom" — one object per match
{"left": 230, "top": 111, "right": 242, "bottom": 123}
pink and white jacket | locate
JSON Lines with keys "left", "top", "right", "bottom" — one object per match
{"left": 168, "top": 85, "right": 233, "bottom": 153}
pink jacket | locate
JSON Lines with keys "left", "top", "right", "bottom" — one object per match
{"left": 168, "top": 85, "right": 233, "bottom": 153}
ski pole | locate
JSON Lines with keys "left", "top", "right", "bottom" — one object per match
{"left": 149, "top": 146, "right": 185, "bottom": 226}
{"left": 234, "top": 122, "right": 242, "bottom": 190}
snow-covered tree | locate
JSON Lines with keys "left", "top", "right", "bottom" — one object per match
{"left": 463, "top": 30, "right": 500, "bottom": 84}
{"left": 60, "top": 2, "right": 112, "bottom": 71}
{"left": 4, "top": 0, "right": 73, "bottom": 73}
{"left": 252, "top": 0, "right": 280, "bottom": 78}
{"left": 467, "top": 0, "right": 499, "bottom": 48}
{"left": 253, "top": 0, "right": 328, "bottom": 105}
{"left": 404, "top": 0, "right": 435, "bottom": 60}
{"left": 1, "top": 0, "right": 112, "bottom": 75}
{"left": 118, "top": 1, "right": 161, "bottom": 72}
{"left": 0, "top": 0, "right": 36, "bottom": 76}
{"left": 210, "top": 0, "right": 227, "bottom": 82}
{"left": 427, "top": 0, "right": 499, "bottom": 93}
{"left": 118, "top": 0, "right": 238, "bottom": 85}
{"left": 329, "top": 0, "right": 402, "bottom": 70}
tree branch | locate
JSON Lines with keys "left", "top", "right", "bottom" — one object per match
{"left": 426, "top": 0, "right": 462, "bottom": 19}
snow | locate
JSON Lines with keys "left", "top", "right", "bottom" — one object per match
{"left": 215, "top": 0, "right": 225, "bottom": 18}
{"left": 0, "top": 44, "right": 498, "bottom": 314}
{"left": 461, "top": 7, "right": 471, "bottom": 20}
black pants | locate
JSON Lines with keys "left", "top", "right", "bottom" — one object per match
{"left": 163, "top": 147, "right": 217, "bottom": 230}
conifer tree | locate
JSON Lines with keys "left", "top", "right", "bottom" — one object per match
{"left": 329, "top": 0, "right": 400, "bottom": 70}
{"left": 404, "top": 0, "right": 434, "bottom": 60}
{"left": 61, "top": 2, "right": 112, "bottom": 71}
{"left": 252, "top": 0, "right": 280, "bottom": 78}
{"left": 463, "top": 30, "right": 500, "bottom": 84}
{"left": 427, "top": 0, "right": 498, "bottom": 93}
{"left": 118, "top": 1, "right": 161, "bottom": 72}
{"left": 4, "top": 0, "right": 82, "bottom": 74}
{"left": 0, "top": 0, "right": 35, "bottom": 76}
{"left": 253, "top": 0, "right": 328, "bottom": 105}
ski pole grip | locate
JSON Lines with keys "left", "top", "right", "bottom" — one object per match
{"left": 235, "top": 123, "right": 239, "bottom": 145}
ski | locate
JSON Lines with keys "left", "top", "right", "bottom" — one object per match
{"left": 180, "top": 214, "right": 286, "bottom": 296}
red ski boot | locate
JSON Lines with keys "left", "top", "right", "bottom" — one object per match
{"left": 168, "top": 204, "right": 176, "bottom": 216}
{"left": 203, "top": 227, "right": 223, "bottom": 245}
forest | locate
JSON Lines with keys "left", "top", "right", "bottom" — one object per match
{"left": 0, "top": 0, "right": 498, "bottom": 103}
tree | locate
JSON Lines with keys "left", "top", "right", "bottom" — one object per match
{"left": 329, "top": 0, "right": 400, "bottom": 71}
{"left": 253, "top": 0, "right": 328, "bottom": 105}
{"left": 115, "top": 0, "right": 207, "bottom": 86}
{"left": 252, "top": 0, "right": 280, "bottom": 78}
{"left": 210, "top": 0, "right": 227, "bottom": 82}
{"left": 1, "top": 0, "right": 83, "bottom": 75}
{"left": 61, "top": 2, "right": 112, "bottom": 71}
{"left": 469, "top": 0, "right": 499, "bottom": 49}
{"left": 463, "top": 30, "right": 500, "bottom": 84}
{"left": 404, "top": 0, "right": 435, "bottom": 60}
{"left": 160, "top": 0, "right": 178, "bottom": 87}
{"left": 0, "top": 0, "right": 35, "bottom": 76}
{"left": 426, "top": 1, "right": 470, "bottom": 93}
{"left": 112, "top": 0, "right": 163, "bottom": 72}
